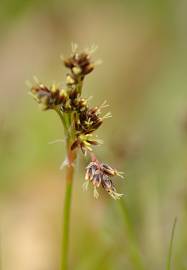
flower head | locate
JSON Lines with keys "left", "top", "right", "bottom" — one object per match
{"left": 29, "top": 45, "right": 124, "bottom": 200}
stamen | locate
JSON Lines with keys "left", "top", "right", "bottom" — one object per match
{"left": 82, "top": 181, "right": 89, "bottom": 192}
{"left": 100, "top": 100, "right": 109, "bottom": 109}
{"left": 33, "top": 75, "right": 40, "bottom": 84}
{"left": 109, "top": 191, "right": 123, "bottom": 200}
{"left": 103, "top": 112, "right": 112, "bottom": 119}
{"left": 93, "top": 187, "right": 99, "bottom": 199}
{"left": 71, "top": 42, "right": 78, "bottom": 54}
{"left": 116, "top": 171, "right": 125, "bottom": 179}
{"left": 85, "top": 44, "right": 98, "bottom": 55}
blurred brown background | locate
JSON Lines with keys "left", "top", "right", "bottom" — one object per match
{"left": 1, "top": 0, "right": 187, "bottom": 269}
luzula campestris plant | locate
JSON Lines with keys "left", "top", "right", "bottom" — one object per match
{"left": 29, "top": 44, "right": 124, "bottom": 270}
{"left": 30, "top": 44, "right": 124, "bottom": 200}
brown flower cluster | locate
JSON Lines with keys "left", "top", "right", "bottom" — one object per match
{"left": 64, "top": 51, "right": 94, "bottom": 88}
{"left": 30, "top": 45, "right": 124, "bottom": 199}
{"left": 84, "top": 158, "right": 123, "bottom": 200}
{"left": 30, "top": 84, "right": 67, "bottom": 110}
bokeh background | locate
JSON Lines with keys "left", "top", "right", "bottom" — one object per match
{"left": 1, "top": 0, "right": 187, "bottom": 269}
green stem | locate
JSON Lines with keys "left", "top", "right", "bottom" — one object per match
{"left": 57, "top": 109, "right": 76, "bottom": 270}
{"left": 61, "top": 159, "right": 75, "bottom": 270}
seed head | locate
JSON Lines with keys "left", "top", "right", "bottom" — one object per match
{"left": 29, "top": 45, "right": 124, "bottom": 200}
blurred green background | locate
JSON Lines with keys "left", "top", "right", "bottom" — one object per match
{"left": 1, "top": 0, "right": 187, "bottom": 269}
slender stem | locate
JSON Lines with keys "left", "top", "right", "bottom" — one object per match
{"left": 166, "top": 217, "right": 177, "bottom": 270}
{"left": 56, "top": 108, "right": 77, "bottom": 270}
{"left": 60, "top": 113, "right": 77, "bottom": 270}
{"left": 61, "top": 161, "right": 74, "bottom": 270}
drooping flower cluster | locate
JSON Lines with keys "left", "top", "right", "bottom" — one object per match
{"left": 84, "top": 158, "right": 123, "bottom": 199}
{"left": 30, "top": 44, "right": 124, "bottom": 199}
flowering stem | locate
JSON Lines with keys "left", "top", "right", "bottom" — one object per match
{"left": 30, "top": 47, "right": 124, "bottom": 269}
{"left": 61, "top": 159, "right": 74, "bottom": 270}
{"left": 57, "top": 110, "right": 76, "bottom": 270}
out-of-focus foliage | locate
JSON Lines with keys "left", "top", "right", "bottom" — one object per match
{"left": 1, "top": 0, "right": 187, "bottom": 269}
